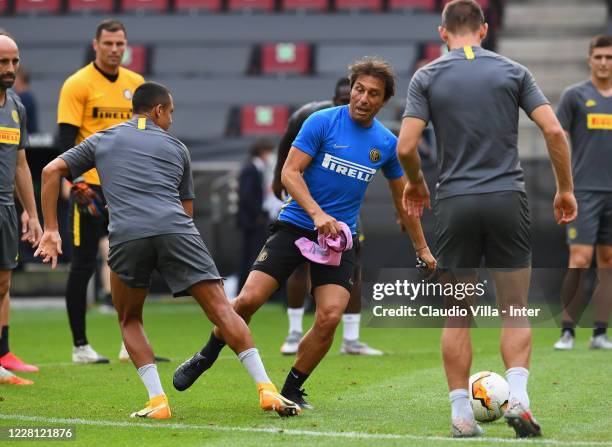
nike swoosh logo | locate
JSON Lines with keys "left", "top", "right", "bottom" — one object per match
{"left": 333, "top": 144, "right": 350, "bottom": 149}
{"left": 291, "top": 372, "right": 299, "bottom": 379}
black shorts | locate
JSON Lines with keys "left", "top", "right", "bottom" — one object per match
{"left": 567, "top": 191, "right": 612, "bottom": 246}
{"left": 108, "top": 233, "right": 222, "bottom": 297}
{"left": 0, "top": 205, "right": 18, "bottom": 270}
{"left": 434, "top": 191, "right": 531, "bottom": 268}
{"left": 252, "top": 221, "right": 356, "bottom": 293}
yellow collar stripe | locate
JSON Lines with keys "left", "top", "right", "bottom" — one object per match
{"left": 463, "top": 45, "right": 475, "bottom": 60}
{"left": 138, "top": 117, "right": 147, "bottom": 130}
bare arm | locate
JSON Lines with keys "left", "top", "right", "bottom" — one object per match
{"left": 387, "top": 176, "right": 436, "bottom": 269}
{"left": 34, "top": 158, "right": 70, "bottom": 268}
{"left": 530, "top": 104, "right": 577, "bottom": 224}
{"left": 14, "top": 150, "right": 43, "bottom": 246}
{"left": 181, "top": 199, "right": 194, "bottom": 218}
{"left": 396, "top": 117, "right": 431, "bottom": 217}
{"left": 281, "top": 147, "right": 341, "bottom": 235}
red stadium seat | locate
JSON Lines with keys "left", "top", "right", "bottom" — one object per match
{"left": 121, "top": 0, "right": 168, "bottom": 13}
{"left": 281, "top": 0, "right": 327, "bottom": 12}
{"left": 174, "top": 0, "right": 221, "bottom": 12}
{"left": 68, "top": 0, "right": 114, "bottom": 13}
{"left": 121, "top": 45, "right": 148, "bottom": 75}
{"left": 241, "top": 105, "right": 289, "bottom": 135}
{"left": 227, "top": 0, "right": 274, "bottom": 12}
{"left": 388, "top": 0, "right": 435, "bottom": 11}
{"left": 424, "top": 43, "right": 443, "bottom": 62}
{"left": 261, "top": 43, "right": 310, "bottom": 75}
{"left": 14, "top": 0, "right": 61, "bottom": 14}
{"left": 0, "top": 0, "right": 8, "bottom": 14}
{"left": 441, "top": 0, "right": 489, "bottom": 9}
{"left": 335, "top": 0, "right": 382, "bottom": 12}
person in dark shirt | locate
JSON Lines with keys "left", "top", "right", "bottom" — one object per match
{"left": 12, "top": 68, "right": 38, "bottom": 134}
{"left": 237, "top": 139, "right": 275, "bottom": 290}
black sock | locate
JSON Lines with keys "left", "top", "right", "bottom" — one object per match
{"left": 593, "top": 322, "right": 607, "bottom": 338}
{"left": 561, "top": 322, "right": 575, "bottom": 338}
{"left": 66, "top": 270, "right": 92, "bottom": 347}
{"left": 0, "top": 325, "right": 9, "bottom": 356}
{"left": 199, "top": 332, "right": 226, "bottom": 360}
{"left": 281, "top": 367, "right": 309, "bottom": 395}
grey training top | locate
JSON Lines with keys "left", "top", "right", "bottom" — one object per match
{"left": 0, "top": 90, "right": 28, "bottom": 205}
{"left": 557, "top": 80, "right": 612, "bottom": 192}
{"left": 403, "top": 46, "right": 549, "bottom": 200}
{"left": 60, "top": 117, "right": 198, "bottom": 247}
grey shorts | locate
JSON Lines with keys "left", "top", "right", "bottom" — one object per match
{"left": 567, "top": 191, "right": 612, "bottom": 246}
{"left": 434, "top": 191, "right": 531, "bottom": 268}
{"left": 0, "top": 205, "right": 18, "bottom": 270}
{"left": 108, "top": 233, "right": 222, "bottom": 297}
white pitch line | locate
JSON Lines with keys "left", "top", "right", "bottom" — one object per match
{"left": 0, "top": 414, "right": 610, "bottom": 446}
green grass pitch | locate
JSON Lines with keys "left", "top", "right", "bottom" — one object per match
{"left": 0, "top": 301, "right": 611, "bottom": 446}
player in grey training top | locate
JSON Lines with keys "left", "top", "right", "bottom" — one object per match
{"left": 554, "top": 35, "right": 612, "bottom": 351}
{"left": 35, "top": 82, "right": 300, "bottom": 419}
{"left": 0, "top": 33, "right": 42, "bottom": 382}
{"left": 396, "top": 0, "right": 576, "bottom": 439}
{"left": 58, "top": 114, "right": 199, "bottom": 248}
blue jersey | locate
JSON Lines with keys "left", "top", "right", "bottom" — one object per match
{"left": 278, "top": 105, "right": 403, "bottom": 233}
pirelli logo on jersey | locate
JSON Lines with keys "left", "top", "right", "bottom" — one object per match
{"left": 92, "top": 107, "right": 133, "bottom": 120}
{"left": 322, "top": 153, "right": 376, "bottom": 182}
{"left": 587, "top": 113, "right": 612, "bottom": 130}
{"left": 0, "top": 127, "right": 20, "bottom": 145}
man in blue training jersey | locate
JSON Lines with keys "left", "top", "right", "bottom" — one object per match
{"left": 174, "top": 57, "right": 436, "bottom": 408}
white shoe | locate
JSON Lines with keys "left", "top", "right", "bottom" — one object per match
{"left": 118, "top": 342, "right": 130, "bottom": 362}
{"left": 280, "top": 332, "right": 302, "bottom": 355}
{"left": 554, "top": 332, "right": 575, "bottom": 350}
{"left": 72, "top": 345, "right": 109, "bottom": 364}
{"left": 340, "top": 339, "right": 384, "bottom": 356}
{"left": 589, "top": 334, "right": 612, "bottom": 350}
{"left": 451, "top": 419, "right": 484, "bottom": 438}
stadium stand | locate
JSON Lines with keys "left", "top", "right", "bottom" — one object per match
{"left": 239, "top": 105, "right": 290, "bottom": 135}
{"left": 67, "top": 0, "right": 114, "bottom": 13}
{"left": 120, "top": 0, "right": 169, "bottom": 13}
{"left": 388, "top": 0, "right": 436, "bottom": 12}
{"left": 317, "top": 44, "right": 417, "bottom": 75}
{"left": 122, "top": 44, "right": 149, "bottom": 75}
{"left": 281, "top": 0, "right": 328, "bottom": 12}
{"left": 334, "top": 0, "right": 382, "bottom": 12}
{"left": 152, "top": 45, "right": 251, "bottom": 76}
{"left": 260, "top": 43, "right": 311, "bottom": 75}
{"left": 14, "top": 0, "right": 61, "bottom": 14}
{"left": 174, "top": 0, "right": 222, "bottom": 13}
{"left": 227, "top": 0, "right": 274, "bottom": 12}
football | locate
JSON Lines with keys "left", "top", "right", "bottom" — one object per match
{"left": 469, "top": 371, "right": 510, "bottom": 422}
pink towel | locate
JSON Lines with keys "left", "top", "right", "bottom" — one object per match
{"left": 295, "top": 221, "right": 353, "bottom": 266}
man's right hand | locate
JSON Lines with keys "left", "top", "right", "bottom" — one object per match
{"left": 272, "top": 176, "right": 285, "bottom": 200}
{"left": 313, "top": 211, "right": 341, "bottom": 236}
{"left": 554, "top": 191, "right": 578, "bottom": 225}
{"left": 34, "top": 230, "right": 63, "bottom": 269}
{"left": 402, "top": 175, "right": 431, "bottom": 218}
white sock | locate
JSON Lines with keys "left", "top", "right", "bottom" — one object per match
{"left": 506, "top": 367, "right": 530, "bottom": 408}
{"left": 287, "top": 307, "right": 304, "bottom": 334}
{"left": 449, "top": 388, "right": 474, "bottom": 421}
{"left": 238, "top": 348, "right": 271, "bottom": 384}
{"left": 342, "top": 313, "right": 360, "bottom": 341}
{"left": 137, "top": 364, "right": 164, "bottom": 399}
